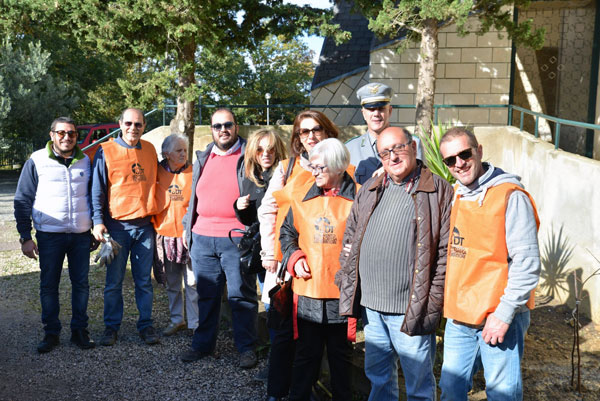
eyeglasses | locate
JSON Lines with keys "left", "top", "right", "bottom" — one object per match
{"left": 257, "top": 147, "right": 275, "bottom": 155}
{"left": 298, "top": 126, "right": 324, "bottom": 139}
{"left": 211, "top": 122, "right": 235, "bottom": 131}
{"left": 442, "top": 148, "right": 474, "bottom": 167}
{"left": 308, "top": 163, "right": 327, "bottom": 174}
{"left": 378, "top": 141, "right": 412, "bottom": 161}
{"left": 52, "top": 130, "right": 78, "bottom": 138}
{"left": 123, "top": 121, "right": 144, "bottom": 128}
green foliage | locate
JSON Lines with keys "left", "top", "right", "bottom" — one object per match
{"left": 417, "top": 123, "right": 456, "bottom": 184}
{"left": 0, "top": 37, "right": 78, "bottom": 144}
{"left": 197, "top": 35, "right": 314, "bottom": 124}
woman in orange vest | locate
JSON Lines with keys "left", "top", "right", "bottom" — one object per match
{"left": 152, "top": 133, "right": 198, "bottom": 337}
{"left": 279, "top": 138, "right": 359, "bottom": 401}
{"left": 257, "top": 111, "right": 341, "bottom": 401}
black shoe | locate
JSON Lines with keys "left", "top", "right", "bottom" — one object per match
{"left": 254, "top": 366, "right": 268, "bottom": 383}
{"left": 180, "top": 348, "right": 210, "bottom": 363}
{"left": 37, "top": 334, "right": 60, "bottom": 353}
{"left": 266, "top": 397, "right": 283, "bottom": 401}
{"left": 139, "top": 326, "right": 160, "bottom": 345}
{"left": 99, "top": 328, "right": 117, "bottom": 346}
{"left": 70, "top": 329, "right": 96, "bottom": 350}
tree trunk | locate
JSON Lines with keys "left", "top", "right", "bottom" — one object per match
{"left": 415, "top": 19, "right": 439, "bottom": 139}
{"left": 169, "top": 40, "right": 196, "bottom": 162}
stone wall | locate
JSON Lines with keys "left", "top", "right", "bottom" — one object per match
{"left": 311, "top": 16, "right": 512, "bottom": 127}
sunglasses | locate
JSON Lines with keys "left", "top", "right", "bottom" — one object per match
{"left": 52, "top": 130, "right": 78, "bottom": 139}
{"left": 211, "top": 122, "right": 235, "bottom": 131}
{"left": 123, "top": 121, "right": 144, "bottom": 128}
{"left": 442, "top": 148, "right": 474, "bottom": 167}
{"left": 298, "top": 126, "right": 324, "bottom": 138}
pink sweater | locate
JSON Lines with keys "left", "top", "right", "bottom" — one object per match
{"left": 192, "top": 150, "right": 244, "bottom": 237}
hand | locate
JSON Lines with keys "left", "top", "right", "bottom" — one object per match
{"left": 372, "top": 166, "right": 385, "bottom": 178}
{"left": 482, "top": 314, "right": 510, "bottom": 345}
{"left": 182, "top": 235, "right": 188, "bottom": 250}
{"left": 21, "top": 239, "right": 38, "bottom": 260}
{"left": 262, "top": 259, "right": 278, "bottom": 273}
{"left": 92, "top": 224, "right": 108, "bottom": 242}
{"left": 294, "top": 257, "right": 311, "bottom": 279}
{"left": 236, "top": 194, "right": 250, "bottom": 210}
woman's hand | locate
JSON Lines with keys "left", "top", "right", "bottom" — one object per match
{"left": 236, "top": 194, "right": 250, "bottom": 210}
{"left": 372, "top": 166, "right": 385, "bottom": 178}
{"left": 294, "top": 257, "right": 311, "bottom": 279}
{"left": 263, "top": 259, "right": 278, "bottom": 273}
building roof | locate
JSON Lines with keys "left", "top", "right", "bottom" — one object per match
{"left": 311, "top": 1, "right": 405, "bottom": 91}
{"left": 311, "top": 1, "right": 374, "bottom": 90}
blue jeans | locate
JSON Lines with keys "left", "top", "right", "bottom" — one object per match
{"left": 440, "top": 311, "right": 530, "bottom": 401}
{"left": 190, "top": 233, "right": 257, "bottom": 354}
{"left": 36, "top": 231, "right": 91, "bottom": 335}
{"left": 103, "top": 225, "right": 154, "bottom": 332}
{"left": 363, "top": 307, "right": 436, "bottom": 401}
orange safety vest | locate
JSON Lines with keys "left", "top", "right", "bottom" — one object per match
{"left": 102, "top": 139, "right": 158, "bottom": 220}
{"left": 444, "top": 183, "right": 539, "bottom": 325}
{"left": 152, "top": 164, "right": 192, "bottom": 237}
{"left": 272, "top": 158, "right": 356, "bottom": 261}
{"left": 289, "top": 192, "right": 356, "bottom": 299}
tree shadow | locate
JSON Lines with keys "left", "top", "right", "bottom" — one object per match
{"left": 539, "top": 225, "right": 574, "bottom": 300}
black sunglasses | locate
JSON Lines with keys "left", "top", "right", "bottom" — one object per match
{"left": 211, "top": 122, "right": 235, "bottom": 131}
{"left": 442, "top": 148, "right": 474, "bottom": 167}
{"left": 52, "top": 130, "right": 78, "bottom": 138}
{"left": 123, "top": 121, "right": 144, "bottom": 128}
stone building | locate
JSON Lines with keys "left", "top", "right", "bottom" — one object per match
{"left": 311, "top": 0, "right": 600, "bottom": 159}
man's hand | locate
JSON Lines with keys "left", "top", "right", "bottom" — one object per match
{"left": 92, "top": 224, "right": 108, "bottom": 242}
{"left": 294, "top": 257, "right": 311, "bottom": 279}
{"left": 236, "top": 194, "right": 250, "bottom": 210}
{"left": 262, "top": 259, "right": 278, "bottom": 273}
{"left": 482, "top": 314, "right": 510, "bottom": 345}
{"left": 21, "top": 239, "right": 39, "bottom": 260}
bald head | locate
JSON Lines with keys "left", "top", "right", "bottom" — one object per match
{"left": 377, "top": 127, "right": 417, "bottom": 184}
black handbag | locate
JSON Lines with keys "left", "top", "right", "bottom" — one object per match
{"left": 229, "top": 222, "right": 262, "bottom": 274}
{"left": 267, "top": 259, "right": 293, "bottom": 329}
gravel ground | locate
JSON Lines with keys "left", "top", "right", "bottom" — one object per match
{"left": 0, "top": 171, "right": 270, "bottom": 401}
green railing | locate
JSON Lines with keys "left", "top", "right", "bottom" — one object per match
{"left": 508, "top": 105, "right": 599, "bottom": 155}
{"left": 83, "top": 104, "right": 598, "bottom": 158}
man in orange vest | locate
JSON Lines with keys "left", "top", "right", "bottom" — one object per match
{"left": 91, "top": 108, "right": 159, "bottom": 347}
{"left": 439, "top": 127, "right": 540, "bottom": 401}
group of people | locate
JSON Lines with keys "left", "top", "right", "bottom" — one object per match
{"left": 15, "top": 82, "right": 540, "bottom": 401}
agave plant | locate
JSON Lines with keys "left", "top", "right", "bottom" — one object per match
{"left": 416, "top": 122, "right": 456, "bottom": 184}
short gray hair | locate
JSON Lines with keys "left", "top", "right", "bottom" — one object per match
{"left": 309, "top": 138, "right": 350, "bottom": 176}
{"left": 161, "top": 133, "right": 189, "bottom": 158}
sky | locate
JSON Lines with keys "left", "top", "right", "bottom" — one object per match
{"left": 284, "top": 0, "right": 331, "bottom": 63}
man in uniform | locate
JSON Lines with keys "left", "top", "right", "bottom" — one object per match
{"left": 346, "top": 82, "right": 421, "bottom": 184}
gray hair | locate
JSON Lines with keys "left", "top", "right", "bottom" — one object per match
{"left": 50, "top": 117, "right": 76, "bottom": 131}
{"left": 309, "top": 138, "right": 350, "bottom": 176}
{"left": 161, "top": 133, "right": 189, "bottom": 158}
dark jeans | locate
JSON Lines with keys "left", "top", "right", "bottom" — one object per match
{"left": 268, "top": 315, "right": 295, "bottom": 397}
{"left": 103, "top": 226, "right": 155, "bottom": 331}
{"left": 36, "top": 230, "right": 91, "bottom": 335}
{"left": 190, "top": 233, "right": 257, "bottom": 354}
{"left": 289, "top": 318, "right": 353, "bottom": 401}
